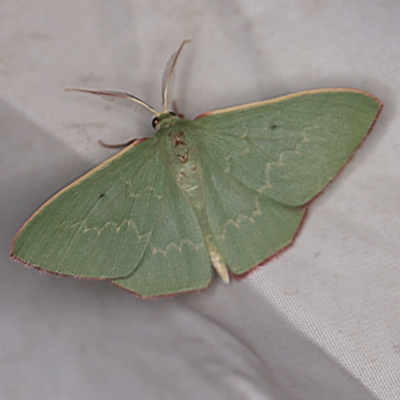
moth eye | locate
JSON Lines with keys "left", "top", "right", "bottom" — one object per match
{"left": 152, "top": 117, "right": 159, "bottom": 129}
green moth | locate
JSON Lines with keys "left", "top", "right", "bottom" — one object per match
{"left": 11, "top": 41, "right": 382, "bottom": 298}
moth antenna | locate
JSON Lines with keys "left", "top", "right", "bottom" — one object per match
{"left": 65, "top": 88, "right": 160, "bottom": 117}
{"left": 161, "top": 39, "right": 191, "bottom": 113}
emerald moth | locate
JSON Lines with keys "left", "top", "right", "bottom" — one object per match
{"left": 11, "top": 41, "right": 382, "bottom": 298}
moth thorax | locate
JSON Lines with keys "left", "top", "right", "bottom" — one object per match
{"left": 169, "top": 130, "right": 189, "bottom": 163}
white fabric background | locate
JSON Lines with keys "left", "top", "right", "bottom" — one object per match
{"left": 1, "top": 1, "right": 399, "bottom": 399}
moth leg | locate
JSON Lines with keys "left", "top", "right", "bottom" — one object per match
{"left": 98, "top": 138, "right": 137, "bottom": 148}
{"left": 172, "top": 100, "right": 185, "bottom": 119}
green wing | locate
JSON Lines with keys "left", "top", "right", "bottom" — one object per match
{"left": 192, "top": 89, "right": 381, "bottom": 275}
{"left": 12, "top": 139, "right": 165, "bottom": 278}
{"left": 12, "top": 138, "right": 212, "bottom": 296}
{"left": 198, "top": 157, "right": 306, "bottom": 275}
{"left": 113, "top": 168, "right": 212, "bottom": 297}
{"left": 194, "top": 89, "right": 381, "bottom": 206}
